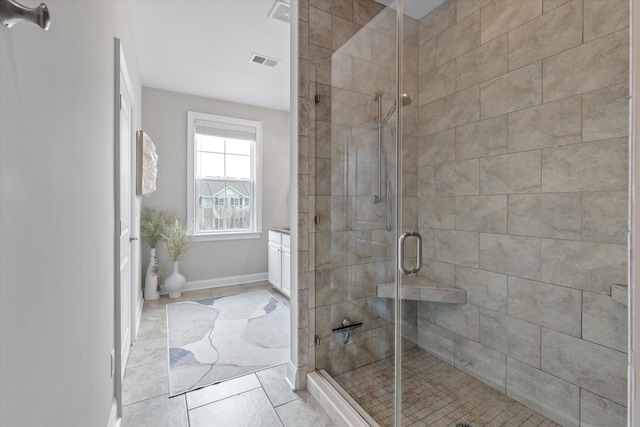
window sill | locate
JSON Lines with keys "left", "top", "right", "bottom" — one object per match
{"left": 190, "top": 231, "right": 263, "bottom": 242}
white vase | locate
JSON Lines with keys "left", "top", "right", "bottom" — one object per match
{"left": 165, "top": 261, "right": 185, "bottom": 299}
{"left": 144, "top": 248, "right": 159, "bottom": 300}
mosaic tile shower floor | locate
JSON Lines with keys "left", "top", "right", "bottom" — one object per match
{"left": 333, "top": 348, "right": 561, "bottom": 427}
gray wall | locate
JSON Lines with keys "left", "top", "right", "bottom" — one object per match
{"left": 0, "top": 2, "right": 142, "bottom": 425}
{"left": 141, "top": 87, "right": 290, "bottom": 283}
{"left": 414, "top": 1, "right": 629, "bottom": 426}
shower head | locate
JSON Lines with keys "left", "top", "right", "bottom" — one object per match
{"left": 383, "top": 93, "right": 412, "bottom": 122}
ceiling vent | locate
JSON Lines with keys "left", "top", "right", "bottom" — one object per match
{"left": 249, "top": 53, "right": 279, "bottom": 67}
{"left": 268, "top": 0, "right": 290, "bottom": 24}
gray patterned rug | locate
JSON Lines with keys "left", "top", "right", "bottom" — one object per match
{"left": 166, "top": 289, "right": 290, "bottom": 396}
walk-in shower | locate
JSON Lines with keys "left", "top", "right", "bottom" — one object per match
{"left": 308, "top": 0, "right": 630, "bottom": 425}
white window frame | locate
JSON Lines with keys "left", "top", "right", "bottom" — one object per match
{"left": 187, "top": 111, "right": 262, "bottom": 242}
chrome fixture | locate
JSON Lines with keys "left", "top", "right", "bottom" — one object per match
{"left": 0, "top": 0, "right": 50, "bottom": 30}
{"left": 332, "top": 318, "right": 362, "bottom": 344}
{"left": 398, "top": 231, "right": 423, "bottom": 275}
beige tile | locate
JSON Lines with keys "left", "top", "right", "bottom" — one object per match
{"left": 580, "top": 390, "right": 627, "bottom": 427}
{"left": 507, "top": 193, "right": 581, "bottom": 240}
{"left": 480, "top": 309, "right": 542, "bottom": 369}
{"left": 582, "top": 291, "right": 628, "bottom": 353}
{"left": 332, "top": 15, "right": 362, "bottom": 52}
{"left": 418, "top": 38, "right": 436, "bottom": 76}
{"left": 352, "top": 0, "right": 385, "bottom": 27}
{"left": 455, "top": 115, "right": 507, "bottom": 161}
{"left": 543, "top": 29, "right": 629, "bottom": 102}
{"left": 435, "top": 84, "right": 480, "bottom": 130}
{"left": 583, "top": 83, "right": 629, "bottom": 142}
{"left": 418, "top": 165, "right": 435, "bottom": 197}
{"left": 417, "top": 318, "right": 455, "bottom": 364}
{"left": 541, "top": 239, "right": 627, "bottom": 294}
{"left": 418, "top": 60, "right": 456, "bottom": 106}
{"left": 309, "top": 0, "right": 352, "bottom": 20}
{"left": 508, "top": 0, "right": 582, "bottom": 71}
{"left": 454, "top": 334, "right": 506, "bottom": 393}
{"left": 584, "top": 0, "right": 629, "bottom": 43}
{"left": 543, "top": 0, "right": 570, "bottom": 13}
{"left": 456, "top": 195, "right": 507, "bottom": 233}
{"left": 457, "top": 0, "right": 492, "bottom": 21}
{"left": 122, "top": 360, "right": 169, "bottom": 406}
{"left": 435, "top": 229, "right": 479, "bottom": 267}
{"left": 479, "top": 233, "right": 541, "bottom": 280}
{"left": 404, "top": 15, "right": 419, "bottom": 46}
{"left": 541, "top": 328, "right": 627, "bottom": 406}
{"left": 276, "top": 395, "right": 335, "bottom": 427}
{"left": 186, "top": 374, "right": 262, "bottom": 409}
{"left": 418, "top": 0, "right": 457, "bottom": 45}
{"left": 331, "top": 87, "right": 371, "bottom": 127}
{"left": 456, "top": 266, "right": 508, "bottom": 313}
{"left": 582, "top": 191, "right": 628, "bottom": 245}
{"left": 481, "top": 0, "right": 542, "bottom": 44}
{"left": 506, "top": 357, "right": 579, "bottom": 427}
{"left": 418, "top": 196, "right": 456, "bottom": 229}
{"left": 541, "top": 138, "right": 628, "bottom": 192}
{"left": 189, "top": 388, "right": 284, "bottom": 427}
{"left": 507, "top": 95, "right": 581, "bottom": 152}
{"left": 122, "top": 394, "right": 188, "bottom": 427}
{"left": 507, "top": 277, "right": 581, "bottom": 337}
{"left": 480, "top": 62, "right": 542, "bottom": 119}
{"left": 352, "top": 58, "right": 393, "bottom": 98}
{"left": 338, "top": 27, "right": 372, "bottom": 62}
{"left": 479, "top": 150, "right": 541, "bottom": 195}
{"left": 456, "top": 34, "right": 507, "bottom": 90}
{"left": 309, "top": 7, "right": 332, "bottom": 49}
{"left": 418, "top": 128, "right": 455, "bottom": 166}
{"left": 257, "top": 364, "right": 309, "bottom": 408}
{"left": 418, "top": 101, "right": 437, "bottom": 136}
{"left": 421, "top": 258, "right": 456, "bottom": 285}
{"left": 371, "top": 30, "right": 394, "bottom": 70}
{"left": 435, "top": 303, "right": 480, "bottom": 340}
{"left": 435, "top": 159, "right": 480, "bottom": 196}
{"left": 435, "top": 11, "right": 481, "bottom": 66}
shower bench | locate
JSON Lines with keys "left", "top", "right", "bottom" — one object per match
{"left": 377, "top": 278, "right": 466, "bottom": 304}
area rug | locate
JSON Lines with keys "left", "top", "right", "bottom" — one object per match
{"left": 166, "top": 289, "right": 290, "bottom": 396}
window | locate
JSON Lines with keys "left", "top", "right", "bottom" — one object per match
{"left": 187, "top": 112, "right": 262, "bottom": 241}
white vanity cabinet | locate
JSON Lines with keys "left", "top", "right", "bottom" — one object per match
{"left": 267, "top": 229, "right": 290, "bottom": 297}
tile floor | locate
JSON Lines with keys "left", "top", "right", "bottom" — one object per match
{"left": 333, "top": 348, "right": 561, "bottom": 427}
{"left": 122, "top": 281, "right": 335, "bottom": 426}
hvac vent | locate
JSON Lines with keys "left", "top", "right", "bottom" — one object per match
{"left": 268, "top": 0, "right": 290, "bottom": 24}
{"left": 249, "top": 53, "right": 279, "bottom": 67}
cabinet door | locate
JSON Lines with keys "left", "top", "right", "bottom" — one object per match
{"left": 281, "top": 248, "right": 291, "bottom": 297}
{"left": 268, "top": 243, "right": 281, "bottom": 288}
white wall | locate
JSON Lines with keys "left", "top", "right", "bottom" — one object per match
{"left": 0, "top": 2, "right": 142, "bottom": 426}
{"left": 141, "top": 87, "right": 290, "bottom": 283}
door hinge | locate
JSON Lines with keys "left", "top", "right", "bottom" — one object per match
{"left": 314, "top": 215, "right": 320, "bottom": 225}
{"left": 110, "top": 350, "right": 115, "bottom": 378}
{"left": 314, "top": 93, "right": 321, "bottom": 104}
{"left": 314, "top": 335, "right": 320, "bottom": 346}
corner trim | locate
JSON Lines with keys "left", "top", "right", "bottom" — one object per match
{"left": 285, "top": 360, "right": 306, "bottom": 391}
{"left": 107, "top": 398, "right": 121, "bottom": 427}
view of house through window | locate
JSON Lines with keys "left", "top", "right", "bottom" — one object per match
{"left": 188, "top": 112, "right": 262, "bottom": 237}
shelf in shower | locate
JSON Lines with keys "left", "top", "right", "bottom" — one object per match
{"left": 377, "top": 278, "right": 466, "bottom": 304}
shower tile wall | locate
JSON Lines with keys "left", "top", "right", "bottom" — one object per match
{"left": 414, "top": 1, "right": 629, "bottom": 426}
{"left": 303, "top": 0, "right": 423, "bottom": 377}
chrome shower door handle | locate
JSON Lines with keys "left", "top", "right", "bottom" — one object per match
{"left": 398, "top": 231, "right": 422, "bottom": 275}
{"left": 0, "top": 0, "right": 50, "bottom": 30}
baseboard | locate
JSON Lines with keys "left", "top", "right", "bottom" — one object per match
{"left": 159, "top": 272, "right": 268, "bottom": 294}
{"left": 107, "top": 398, "right": 120, "bottom": 427}
{"left": 285, "top": 361, "right": 307, "bottom": 391}
{"left": 133, "top": 293, "right": 143, "bottom": 341}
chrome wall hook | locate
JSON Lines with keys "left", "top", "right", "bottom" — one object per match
{"left": 0, "top": 0, "right": 50, "bottom": 30}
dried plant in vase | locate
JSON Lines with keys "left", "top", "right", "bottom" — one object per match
{"left": 161, "top": 220, "right": 192, "bottom": 298}
{"left": 141, "top": 207, "right": 177, "bottom": 300}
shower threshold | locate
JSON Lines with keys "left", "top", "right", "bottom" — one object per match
{"left": 315, "top": 347, "right": 561, "bottom": 427}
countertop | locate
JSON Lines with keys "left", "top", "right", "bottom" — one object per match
{"left": 266, "top": 226, "right": 290, "bottom": 234}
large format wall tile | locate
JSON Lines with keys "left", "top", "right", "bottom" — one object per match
{"left": 418, "top": 0, "right": 457, "bottom": 45}
{"left": 480, "top": 151, "right": 541, "bottom": 195}
{"left": 480, "top": 62, "right": 542, "bottom": 118}
{"left": 481, "top": 0, "right": 542, "bottom": 44}
{"left": 580, "top": 390, "right": 627, "bottom": 427}
{"left": 541, "top": 329, "right": 627, "bottom": 405}
{"left": 456, "top": 35, "right": 508, "bottom": 90}
{"left": 435, "top": 159, "right": 480, "bottom": 196}
{"left": 583, "top": 0, "right": 629, "bottom": 43}
{"left": 455, "top": 266, "right": 507, "bottom": 313}
{"left": 417, "top": 318, "right": 454, "bottom": 364}
{"left": 582, "top": 291, "right": 628, "bottom": 353}
{"left": 541, "top": 239, "right": 627, "bottom": 294}
{"left": 507, "top": 95, "right": 581, "bottom": 153}
{"left": 507, "top": 0, "right": 582, "bottom": 71}
{"left": 582, "top": 83, "right": 629, "bottom": 142}
{"left": 541, "top": 138, "right": 628, "bottom": 193}
{"left": 543, "top": 29, "right": 629, "bottom": 102}
{"left": 435, "top": 229, "right": 479, "bottom": 267}
{"left": 507, "top": 277, "right": 581, "bottom": 337}
{"left": 419, "top": 196, "right": 455, "bottom": 229}
{"left": 455, "top": 115, "right": 508, "bottom": 161}
{"left": 479, "top": 309, "right": 541, "bottom": 368}
{"left": 456, "top": 195, "right": 507, "bottom": 233}
{"left": 434, "top": 303, "right": 479, "bottom": 340}
{"left": 582, "top": 191, "right": 628, "bottom": 245}
{"left": 507, "top": 193, "right": 582, "bottom": 240}
{"left": 506, "top": 357, "right": 580, "bottom": 427}
{"left": 418, "top": 60, "right": 456, "bottom": 106}
{"left": 435, "top": 85, "right": 481, "bottom": 130}
{"left": 479, "top": 234, "right": 541, "bottom": 280}
{"left": 435, "top": 11, "right": 481, "bottom": 66}
{"left": 454, "top": 335, "right": 506, "bottom": 393}
{"left": 456, "top": 0, "right": 492, "bottom": 22}
{"left": 418, "top": 128, "right": 455, "bottom": 166}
